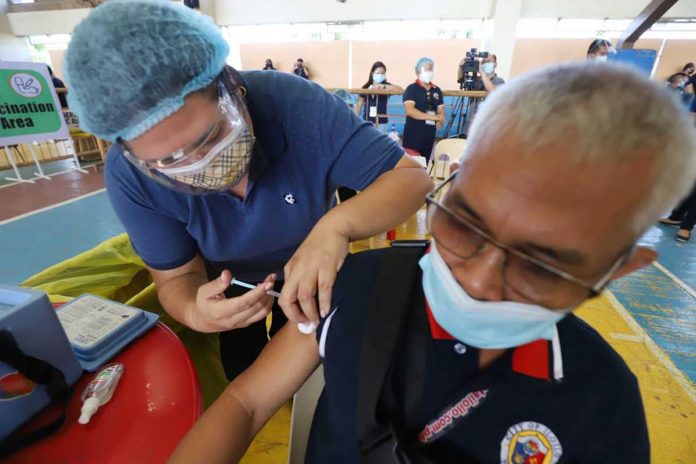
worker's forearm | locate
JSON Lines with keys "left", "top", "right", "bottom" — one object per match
{"left": 168, "top": 389, "right": 255, "bottom": 464}
{"left": 322, "top": 166, "right": 433, "bottom": 241}
{"left": 406, "top": 108, "right": 436, "bottom": 121}
{"left": 156, "top": 272, "right": 207, "bottom": 328}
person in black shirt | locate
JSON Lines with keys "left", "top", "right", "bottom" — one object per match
{"left": 169, "top": 63, "right": 696, "bottom": 464}
{"left": 402, "top": 57, "right": 445, "bottom": 163}
{"left": 47, "top": 66, "right": 68, "bottom": 109}
{"left": 355, "top": 61, "right": 402, "bottom": 133}
{"left": 293, "top": 58, "right": 310, "bottom": 79}
{"left": 262, "top": 58, "right": 275, "bottom": 71}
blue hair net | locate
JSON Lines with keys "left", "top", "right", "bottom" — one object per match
{"left": 64, "top": 0, "right": 229, "bottom": 142}
{"left": 415, "top": 57, "right": 435, "bottom": 72}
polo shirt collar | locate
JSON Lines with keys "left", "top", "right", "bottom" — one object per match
{"left": 416, "top": 79, "right": 435, "bottom": 90}
{"left": 423, "top": 297, "right": 564, "bottom": 382}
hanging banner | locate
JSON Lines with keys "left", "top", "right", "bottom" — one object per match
{"left": 0, "top": 61, "right": 69, "bottom": 146}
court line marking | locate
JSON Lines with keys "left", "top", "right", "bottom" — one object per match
{"left": 653, "top": 261, "right": 696, "bottom": 301}
{"left": 0, "top": 167, "right": 86, "bottom": 189}
{"left": 610, "top": 332, "right": 642, "bottom": 342}
{"left": 0, "top": 189, "right": 107, "bottom": 226}
{"left": 605, "top": 289, "right": 696, "bottom": 403}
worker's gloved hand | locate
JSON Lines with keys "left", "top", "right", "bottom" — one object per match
{"left": 279, "top": 222, "right": 350, "bottom": 324}
{"left": 191, "top": 270, "right": 276, "bottom": 333}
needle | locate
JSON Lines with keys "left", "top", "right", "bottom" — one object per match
{"left": 230, "top": 278, "right": 318, "bottom": 334}
{"left": 231, "top": 278, "right": 281, "bottom": 298}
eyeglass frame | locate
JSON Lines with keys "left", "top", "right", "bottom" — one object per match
{"left": 118, "top": 75, "right": 248, "bottom": 169}
{"left": 425, "top": 171, "right": 631, "bottom": 300}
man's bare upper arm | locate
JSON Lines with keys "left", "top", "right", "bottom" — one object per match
{"left": 229, "top": 323, "right": 321, "bottom": 431}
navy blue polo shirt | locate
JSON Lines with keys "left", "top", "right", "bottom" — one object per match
{"left": 307, "top": 248, "right": 649, "bottom": 463}
{"left": 360, "top": 85, "right": 391, "bottom": 125}
{"left": 104, "top": 71, "right": 403, "bottom": 281}
{"left": 402, "top": 81, "right": 444, "bottom": 158}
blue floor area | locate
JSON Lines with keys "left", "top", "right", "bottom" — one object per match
{"left": 0, "top": 192, "right": 124, "bottom": 285}
{"left": 609, "top": 224, "right": 696, "bottom": 384}
{"left": 640, "top": 224, "right": 696, "bottom": 290}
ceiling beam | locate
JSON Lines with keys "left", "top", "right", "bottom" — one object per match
{"left": 617, "top": 0, "right": 679, "bottom": 49}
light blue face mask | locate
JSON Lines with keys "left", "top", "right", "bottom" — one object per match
{"left": 481, "top": 62, "right": 495, "bottom": 75}
{"left": 373, "top": 73, "right": 386, "bottom": 84}
{"left": 419, "top": 242, "right": 568, "bottom": 349}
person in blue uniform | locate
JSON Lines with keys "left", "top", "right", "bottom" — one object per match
{"left": 169, "top": 63, "right": 696, "bottom": 463}
{"left": 63, "top": 0, "right": 432, "bottom": 379}
{"left": 402, "top": 57, "right": 445, "bottom": 163}
{"left": 355, "top": 61, "right": 402, "bottom": 133}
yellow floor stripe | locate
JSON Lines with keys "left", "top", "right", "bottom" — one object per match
{"left": 576, "top": 293, "right": 695, "bottom": 463}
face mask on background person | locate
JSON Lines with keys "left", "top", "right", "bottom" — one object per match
{"left": 419, "top": 242, "right": 568, "bottom": 349}
{"left": 419, "top": 70, "right": 434, "bottom": 84}
{"left": 372, "top": 73, "right": 386, "bottom": 84}
{"left": 481, "top": 62, "right": 495, "bottom": 75}
{"left": 594, "top": 55, "right": 608, "bottom": 62}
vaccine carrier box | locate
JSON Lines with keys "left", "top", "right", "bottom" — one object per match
{"left": 56, "top": 294, "right": 158, "bottom": 372}
{"left": 0, "top": 285, "right": 83, "bottom": 440}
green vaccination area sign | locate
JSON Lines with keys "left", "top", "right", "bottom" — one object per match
{"left": 0, "top": 61, "right": 69, "bottom": 146}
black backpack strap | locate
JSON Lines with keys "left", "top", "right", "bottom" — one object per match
{"left": 357, "top": 243, "right": 429, "bottom": 462}
{"left": 0, "top": 329, "right": 73, "bottom": 458}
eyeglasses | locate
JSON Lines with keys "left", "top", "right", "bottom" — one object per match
{"left": 121, "top": 78, "right": 248, "bottom": 170}
{"left": 425, "top": 172, "right": 629, "bottom": 309}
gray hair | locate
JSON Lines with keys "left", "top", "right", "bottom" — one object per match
{"left": 465, "top": 61, "right": 696, "bottom": 236}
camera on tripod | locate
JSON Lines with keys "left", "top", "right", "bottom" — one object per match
{"left": 458, "top": 48, "right": 489, "bottom": 90}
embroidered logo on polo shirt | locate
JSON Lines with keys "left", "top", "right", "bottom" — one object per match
{"left": 500, "top": 421, "right": 563, "bottom": 464}
{"left": 283, "top": 193, "right": 296, "bottom": 205}
{"left": 418, "top": 389, "right": 488, "bottom": 444}
{"left": 433, "top": 92, "right": 440, "bottom": 99}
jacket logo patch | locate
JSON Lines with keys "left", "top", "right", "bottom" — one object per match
{"left": 418, "top": 389, "right": 488, "bottom": 443}
{"left": 283, "top": 193, "right": 296, "bottom": 205}
{"left": 500, "top": 421, "right": 562, "bottom": 464}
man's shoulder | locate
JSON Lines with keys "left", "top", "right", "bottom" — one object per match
{"left": 332, "top": 247, "right": 424, "bottom": 312}
{"left": 403, "top": 82, "right": 419, "bottom": 93}
{"left": 558, "top": 314, "right": 638, "bottom": 387}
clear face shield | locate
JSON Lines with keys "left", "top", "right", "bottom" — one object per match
{"left": 121, "top": 77, "right": 256, "bottom": 195}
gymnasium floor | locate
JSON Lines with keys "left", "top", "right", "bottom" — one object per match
{"left": 0, "top": 164, "right": 694, "bottom": 463}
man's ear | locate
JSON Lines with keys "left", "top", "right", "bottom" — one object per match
{"left": 609, "top": 247, "right": 657, "bottom": 282}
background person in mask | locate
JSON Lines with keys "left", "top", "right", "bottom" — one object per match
{"left": 355, "top": 61, "right": 402, "bottom": 133}
{"left": 64, "top": 0, "right": 432, "bottom": 380}
{"left": 586, "top": 38, "right": 613, "bottom": 61}
{"left": 402, "top": 57, "right": 445, "bottom": 163}
{"left": 169, "top": 62, "right": 696, "bottom": 463}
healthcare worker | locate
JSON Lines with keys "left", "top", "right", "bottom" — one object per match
{"left": 355, "top": 61, "right": 402, "bottom": 133}
{"left": 64, "top": 0, "right": 432, "bottom": 379}
{"left": 402, "top": 57, "right": 445, "bottom": 163}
